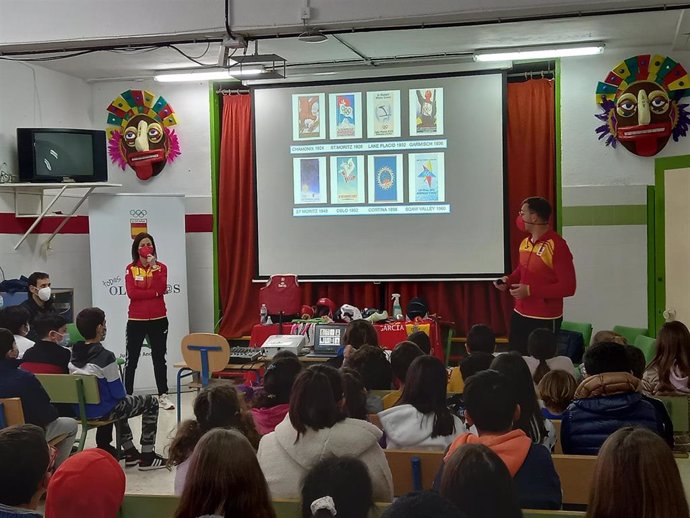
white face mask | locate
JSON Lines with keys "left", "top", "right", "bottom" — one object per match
{"left": 37, "top": 287, "right": 51, "bottom": 302}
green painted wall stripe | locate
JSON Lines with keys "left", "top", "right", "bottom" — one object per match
{"left": 209, "top": 84, "right": 221, "bottom": 331}
{"left": 647, "top": 185, "right": 656, "bottom": 336}
{"left": 561, "top": 204, "right": 647, "bottom": 226}
{"left": 555, "top": 59, "right": 563, "bottom": 234}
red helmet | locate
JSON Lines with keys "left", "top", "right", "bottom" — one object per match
{"left": 315, "top": 297, "right": 336, "bottom": 318}
{"left": 301, "top": 305, "right": 315, "bottom": 319}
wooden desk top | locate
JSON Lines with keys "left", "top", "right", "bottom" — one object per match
{"left": 174, "top": 354, "right": 329, "bottom": 371}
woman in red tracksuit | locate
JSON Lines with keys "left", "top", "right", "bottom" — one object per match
{"left": 124, "top": 232, "right": 174, "bottom": 410}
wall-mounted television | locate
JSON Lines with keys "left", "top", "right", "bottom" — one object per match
{"left": 17, "top": 128, "right": 108, "bottom": 183}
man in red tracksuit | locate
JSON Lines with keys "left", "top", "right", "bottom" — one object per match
{"left": 494, "top": 197, "right": 576, "bottom": 355}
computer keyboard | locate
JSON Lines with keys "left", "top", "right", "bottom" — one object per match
{"left": 229, "top": 347, "right": 263, "bottom": 363}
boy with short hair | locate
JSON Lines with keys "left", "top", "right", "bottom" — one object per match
{"left": 70, "top": 307, "right": 167, "bottom": 470}
{"left": 436, "top": 369, "right": 562, "bottom": 510}
{"left": 0, "top": 329, "right": 77, "bottom": 468}
{"left": 384, "top": 341, "right": 425, "bottom": 409}
{"left": 0, "top": 424, "right": 54, "bottom": 517}
{"left": 447, "top": 324, "right": 496, "bottom": 393}
{"left": 21, "top": 313, "right": 70, "bottom": 374}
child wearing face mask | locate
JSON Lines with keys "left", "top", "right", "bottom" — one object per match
{"left": 124, "top": 232, "right": 174, "bottom": 411}
{"left": 21, "top": 313, "right": 71, "bottom": 374}
{"left": 0, "top": 305, "right": 35, "bottom": 358}
{"left": 20, "top": 272, "right": 57, "bottom": 342}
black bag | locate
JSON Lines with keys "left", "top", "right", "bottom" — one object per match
{"left": 557, "top": 329, "right": 585, "bottom": 364}
{"left": 406, "top": 297, "right": 428, "bottom": 319}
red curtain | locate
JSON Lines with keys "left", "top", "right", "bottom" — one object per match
{"left": 217, "top": 94, "right": 261, "bottom": 337}
{"left": 507, "top": 79, "right": 556, "bottom": 269}
{"left": 217, "top": 79, "right": 554, "bottom": 337}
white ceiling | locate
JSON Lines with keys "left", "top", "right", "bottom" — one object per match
{"left": 24, "top": 9, "right": 688, "bottom": 81}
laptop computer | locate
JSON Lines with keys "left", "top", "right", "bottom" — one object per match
{"left": 306, "top": 324, "right": 346, "bottom": 358}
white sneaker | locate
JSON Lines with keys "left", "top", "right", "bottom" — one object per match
{"left": 158, "top": 393, "right": 175, "bottom": 410}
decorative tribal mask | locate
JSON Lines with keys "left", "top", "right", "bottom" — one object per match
{"left": 595, "top": 54, "right": 690, "bottom": 157}
{"left": 106, "top": 89, "right": 181, "bottom": 180}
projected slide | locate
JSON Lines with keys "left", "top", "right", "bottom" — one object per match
{"left": 254, "top": 72, "right": 506, "bottom": 279}
{"left": 289, "top": 87, "right": 448, "bottom": 217}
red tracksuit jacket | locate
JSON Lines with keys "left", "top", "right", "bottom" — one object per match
{"left": 125, "top": 261, "right": 168, "bottom": 320}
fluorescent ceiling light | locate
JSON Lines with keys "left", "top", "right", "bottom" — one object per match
{"left": 154, "top": 67, "right": 265, "bottom": 82}
{"left": 474, "top": 43, "right": 604, "bottom": 62}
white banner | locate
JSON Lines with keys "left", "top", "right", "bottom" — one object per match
{"left": 88, "top": 194, "right": 189, "bottom": 393}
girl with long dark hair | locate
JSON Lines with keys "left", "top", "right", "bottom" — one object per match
{"left": 379, "top": 355, "right": 463, "bottom": 449}
{"left": 169, "top": 385, "right": 260, "bottom": 495}
{"left": 643, "top": 320, "right": 690, "bottom": 395}
{"left": 173, "top": 429, "right": 275, "bottom": 518}
{"left": 491, "top": 352, "right": 556, "bottom": 450}
{"left": 257, "top": 365, "right": 393, "bottom": 502}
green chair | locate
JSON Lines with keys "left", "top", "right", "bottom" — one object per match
{"left": 613, "top": 325, "right": 648, "bottom": 345}
{"left": 66, "top": 322, "right": 84, "bottom": 344}
{"left": 561, "top": 321, "right": 593, "bottom": 347}
{"left": 118, "top": 495, "right": 180, "bottom": 518}
{"left": 658, "top": 395, "right": 690, "bottom": 434}
{"left": 35, "top": 374, "right": 122, "bottom": 452}
{"left": 633, "top": 334, "right": 657, "bottom": 364}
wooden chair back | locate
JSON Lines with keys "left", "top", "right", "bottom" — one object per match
{"left": 0, "top": 398, "right": 25, "bottom": 428}
{"left": 180, "top": 333, "right": 230, "bottom": 373}
{"left": 384, "top": 449, "right": 444, "bottom": 496}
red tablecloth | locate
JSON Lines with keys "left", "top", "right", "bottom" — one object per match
{"left": 250, "top": 319, "right": 445, "bottom": 362}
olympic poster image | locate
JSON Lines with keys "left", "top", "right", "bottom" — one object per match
{"left": 330, "top": 155, "right": 365, "bottom": 204}
{"left": 366, "top": 90, "right": 401, "bottom": 138}
{"left": 293, "top": 157, "right": 327, "bottom": 204}
{"left": 408, "top": 153, "right": 445, "bottom": 202}
{"left": 329, "top": 92, "right": 363, "bottom": 140}
{"left": 292, "top": 93, "right": 326, "bottom": 141}
{"left": 367, "top": 154, "right": 404, "bottom": 203}
{"left": 409, "top": 88, "right": 444, "bottom": 136}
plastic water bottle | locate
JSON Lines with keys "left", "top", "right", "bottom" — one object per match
{"left": 260, "top": 304, "right": 268, "bottom": 325}
{"left": 392, "top": 293, "right": 403, "bottom": 320}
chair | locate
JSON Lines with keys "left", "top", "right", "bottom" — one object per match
{"left": 552, "top": 419, "right": 563, "bottom": 454}
{"left": 176, "top": 333, "right": 231, "bottom": 422}
{"left": 66, "top": 322, "right": 84, "bottom": 344}
{"left": 612, "top": 325, "right": 648, "bottom": 345}
{"left": 35, "top": 374, "right": 123, "bottom": 453}
{"left": 657, "top": 395, "right": 690, "bottom": 433}
{"left": 551, "top": 454, "right": 597, "bottom": 506}
{"left": 560, "top": 321, "right": 593, "bottom": 348}
{"left": 384, "top": 449, "right": 445, "bottom": 496}
{"left": 0, "top": 398, "right": 25, "bottom": 428}
{"left": 633, "top": 334, "right": 657, "bottom": 364}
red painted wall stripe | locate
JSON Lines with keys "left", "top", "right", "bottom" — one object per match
{"left": 0, "top": 212, "right": 213, "bottom": 234}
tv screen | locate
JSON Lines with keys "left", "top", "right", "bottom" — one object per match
{"left": 17, "top": 128, "right": 108, "bottom": 183}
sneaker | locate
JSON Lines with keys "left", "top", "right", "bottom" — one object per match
{"left": 123, "top": 447, "right": 141, "bottom": 467}
{"left": 139, "top": 452, "right": 168, "bottom": 471}
{"left": 97, "top": 444, "right": 118, "bottom": 460}
{"left": 158, "top": 393, "right": 175, "bottom": 410}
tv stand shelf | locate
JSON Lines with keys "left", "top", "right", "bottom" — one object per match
{"left": 0, "top": 182, "right": 121, "bottom": 250}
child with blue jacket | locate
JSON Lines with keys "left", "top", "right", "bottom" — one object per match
{"left": 69, "top": 307, "right": 166, "bottom": 470}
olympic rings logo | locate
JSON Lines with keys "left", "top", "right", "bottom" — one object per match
{"left": 129, "top": 210, "right": 148, "bottom": 218}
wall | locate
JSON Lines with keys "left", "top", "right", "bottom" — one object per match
{"left": 0, "top": 64, "right": 215, "bottom": 334}
{"left": 0, "top": 60, "right": 95, "bottom": 314}
{"left": 2, "top": 0, "right": 688, "bottom": 44}
{"left": 560, "top": 47, "right": 690, "bottom": 334}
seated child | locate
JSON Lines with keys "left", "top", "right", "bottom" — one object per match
{"left": 523, "top": 328, "right": 576, "bottom": 384}
{"left": 70, "top": 307, "right": 166, "bottom": 470}
{"left": 0, "top": 329, "right": 77, "bottom": 468}
{"left": 537, "top": 369, "right": 577, "bottom": 419}
{"left": 384, "top": 341, "right": 424, "bottom": 409}
{"left": 436, "top": 369, "right": 562, "bottom": 510}
{"left": 447, "top": 324, "right": 495, "bottom": 393}
{"left": 169, "top": 384, "right": 259, "bottom": 494}
{"left": 348, "top": 345, "right": 393, "bottom": 413}
{"left": 379, "top": 356, "right": 463, "bottom": 449}
{"left": 21, "top": 313, "right": 70, "bottom": 374}
{"left": 251, "top": 354, "right": 303, "bottom": 435}
{"left": 0, "top": 306, "right": 34, "bottom": 358}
